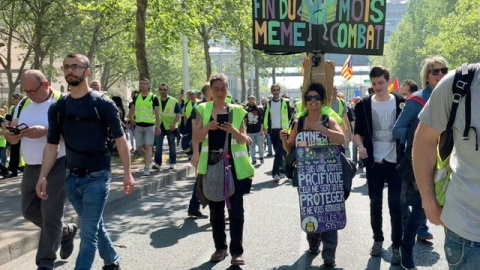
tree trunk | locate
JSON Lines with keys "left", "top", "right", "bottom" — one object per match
{"left": 272, "top": 66, "right": 276, "bottom": 84}
{"left": 239, "top": 40, "right": 246, "bottom": 103}
{"left": 135, "top": 0, "right": 149, "bottom": 80}
{"left": 254, "top": 52, "right": 260, "bottom": 101}
{"left": 200, "top": 24, "right": 211, "bottom": 81}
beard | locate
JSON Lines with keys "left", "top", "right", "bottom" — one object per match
{"left": 65, "top": 72, "right": 86, "bottom": 86}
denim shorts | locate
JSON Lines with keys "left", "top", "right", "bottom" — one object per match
{"left": 445, "top": 228, "right": 480, "bottom": 269}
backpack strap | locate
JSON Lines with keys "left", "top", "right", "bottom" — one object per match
{"left": 407, "top": 95, "right": 426, "bottom": 107}
{"left": 16, "top": 97, "right": 30, "bottom": 118}
{"left": 451, "top": 64, "right": 477, "bottom": 141}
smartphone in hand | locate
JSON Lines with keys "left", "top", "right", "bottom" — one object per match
{"left": 217, "top": 114, "right": 228, "bottom": 125}
{"left": 6, "top": 123, "right": 28, "bottom": 134}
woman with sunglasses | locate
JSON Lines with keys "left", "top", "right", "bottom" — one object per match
{"left": 280, "top": 83, "right": 345, "bottom": 267}
{"left": 392, "top": 55, "right": 448, "bottom": 269}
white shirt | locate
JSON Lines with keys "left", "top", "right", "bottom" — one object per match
{"left": 371, "top": 94, "right": 397, "bottom": 163}
{"left": 270, "top": 100, "right": 282, "bottom": 129}
{"left": 14, "top": 96, "right": 66, "bottom": 165}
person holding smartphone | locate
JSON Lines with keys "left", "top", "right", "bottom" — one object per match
{"left": 191, "top": 73, "right": 254, "bottom": 266}
{"left": 5, "top": 69, "right": 77, "bottom": 270}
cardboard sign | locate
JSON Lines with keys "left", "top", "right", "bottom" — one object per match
{"left": 296, "top": 131, "right": 346, "bottom": 233}
{"left": 252, "top": 0, "right": 386, "bottom": 55}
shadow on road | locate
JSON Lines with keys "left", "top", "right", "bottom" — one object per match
{"left": 271, "top": 252, "right": 345, "bottom": 270}
{"left": 150, "top": 218, "right": 211, "bottom": 248}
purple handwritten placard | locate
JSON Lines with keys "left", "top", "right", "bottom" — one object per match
{"left": 295, "top": 131, "right": 346, "bottom": 233}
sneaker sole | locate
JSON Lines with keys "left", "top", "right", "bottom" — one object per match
{"left": 60, "top": 225, "right": 78, "bottom": 259}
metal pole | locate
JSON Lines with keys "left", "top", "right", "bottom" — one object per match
{"left": 181, "top": 35, "right": 190, "bottom": 91}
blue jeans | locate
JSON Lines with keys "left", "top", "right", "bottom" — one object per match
{"left": 65, "top": 169, "right": 119, "bottom": 270}
{"left": 400, "top": 186, "right": 426, "bottom": 268}
{"left": 445, "top": 229, "right": 480, "bottom": 269}
{"left": 265, "top": 133, "right": 273, "bottom": 156}
{"left": 247, "top": 132, "right": 264, "bottom": 162}
{"left": 155, "top": 130, "right": 176, "bottom": 165}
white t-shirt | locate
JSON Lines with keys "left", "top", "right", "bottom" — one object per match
{"left": 269, "top": 100, "right": 282, "bottom": 129}
{"left": 14, "top": 96, "right": 66, "bottom": 165}
{"left": 371, "top": 94, "right": 397, "bottom": 163}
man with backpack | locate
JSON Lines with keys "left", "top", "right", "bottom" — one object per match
{"left": 5, "top": 69, "right": 77, "bottom": 270}
{"left": 36, "top": 53, "right": 135, "bottom": 270}
{"left": 414, "top": 63, "right": 480, "bottom": 269}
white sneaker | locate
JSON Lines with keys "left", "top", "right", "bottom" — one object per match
{"left": 152, "top": 163, "right": 161, "bottom": 170}
{"left": 143, "top": 167, "right": 151, "bottom": 176}
{"left": 274, "top": 174, "right": 280, "bottom": 181}
{"left": 169, "top": 164, "right": 176, "bottom": 169}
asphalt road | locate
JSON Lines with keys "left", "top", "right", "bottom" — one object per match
{"left": 2, "top": 157, "right": 448, "bottom": 270}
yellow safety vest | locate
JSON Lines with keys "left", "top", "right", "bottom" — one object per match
{"left": 296, "top": 104, "right": 342, "bottom": 124}
{"left": 0, "top": 135, "right": 6, "bottom": 148}
{"left": 225, "top": 97, "right": 234, "bottom": 104}
{"left": 160, "top": 96, "right": 178, "bottom": 129}
{"left": 263, "top": 99, "right": 290, "bottom": 130}
{"left": 196, "top": 102, "right": 254, "bottom": 180}
{"left": 17, "top": 90, "right": 63, "bottom": 118}
{"left": 184, "top": 101, "right": 195, "bottom": 119}
{"left": 134, "top": 92, "right": 156, "bottom": 124}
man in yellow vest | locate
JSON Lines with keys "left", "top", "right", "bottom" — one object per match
{"left": 331, "top": 86, "right": 353, "bottom": 159}
{"left": 128, "top": 78, "right": 161, "bottom": 176}
{"left": 5, "top": 69, "right": 77, "bottom": 269}
{"left": 263, "top": 84, "right": 292, "bottom": 181}
{"left": 153, "top": 83, "right": 181, "bottom": 170}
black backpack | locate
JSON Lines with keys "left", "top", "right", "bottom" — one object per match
{"left": 56, "top": 91, "right": 123, "bottom": 155}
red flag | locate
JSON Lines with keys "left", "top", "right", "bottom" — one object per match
{"left": 340, "top": 55, "right": 353, "bottom": 80}
{"left": 388, "top": 77, "right": 399, "bottom": 93}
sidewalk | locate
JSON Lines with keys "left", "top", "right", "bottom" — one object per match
{"left": 0, "top": 154, "right": 194, "bottom": 266}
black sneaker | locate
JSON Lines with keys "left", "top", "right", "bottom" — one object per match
{"left": 60, "top": 223, "right": 78, "bottom": 259}
{"left": 188, "top": 209, "right": 208, "bottom": 219}
{"left": 102, "top": 263, "right": 120, "bottom": 270}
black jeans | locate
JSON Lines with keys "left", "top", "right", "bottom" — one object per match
{"left": 188, "top": 175, "right": 201, "bottom": 211}
{"left": 209, "top": 190, "right": 244, "bottom": 256}
{"left": 269, "top": 129, "right": 285, "bottom": 177}
{"left": 365, "top": 162, "right": 402, "bottom": 248}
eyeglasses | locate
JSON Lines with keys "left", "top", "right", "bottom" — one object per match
{"left": 61, "top": 64, "right": 88, "bottom": 72}
{"left": 430, "top": 68, "right": 448, "bottom": 75}
{"left": 159, "top": 88, "right": 168, "bottom": 91}
{"left": 305, "top": 95, "right": 322, "bottom": 102}
{"left": 22, "top": 83, "right": 43, "bottom": 94}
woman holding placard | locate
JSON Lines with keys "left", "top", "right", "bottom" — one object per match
{"left": 281, "top": 83, "right": 345, "bottom": 267}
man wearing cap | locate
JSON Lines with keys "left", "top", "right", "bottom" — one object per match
{"left": 6, "top": 69, "right": 77, "bottom": 270}
{"left": 245, "top": 95, "right": 264, "bottom": 165}
{"left": 153, "top": 84, "right": 181, "bottom": 170}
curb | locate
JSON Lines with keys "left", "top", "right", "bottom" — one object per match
{"left": 0, "top": 164, "right": 194, "bottom": 266}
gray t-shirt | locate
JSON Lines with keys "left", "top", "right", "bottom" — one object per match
{"left": 418, "top": 64, "right": 480, "bottom": 242}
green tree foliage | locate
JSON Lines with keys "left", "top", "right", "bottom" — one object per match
{"left": 384, "top": 0, "right": 457, "bottom": 85}
{"left": 422, "top": 0, "right": 479, "bottom": 66}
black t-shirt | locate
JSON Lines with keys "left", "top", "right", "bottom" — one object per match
{"left": 47, "top": 92, "right": 124, "bottom": 171}
{"left": 245, "top": 105, "right": 263, "bottom": 133}
{"left": 135, "top": 94, "right": 160, "bottom": 127}
{"left": 160, "top": 97, "right": 181, "bottom": 132}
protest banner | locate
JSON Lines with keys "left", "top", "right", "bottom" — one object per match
{"left": 295, "top": 131, "right": 347, "bottom": 233}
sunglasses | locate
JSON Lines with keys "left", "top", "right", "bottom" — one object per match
{"left": 305, "top": 95, "right": 322, "bottom": 102}
{"left": 430, "top": 68, "right": 448, "bottom": 75}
